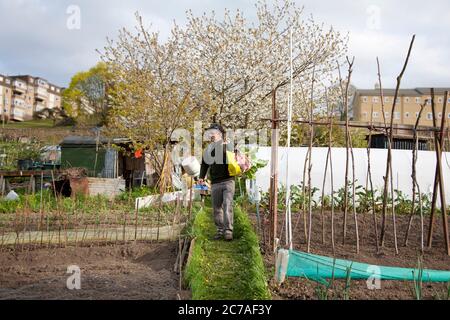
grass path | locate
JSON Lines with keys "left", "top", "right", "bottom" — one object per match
{"left": 185, "top": 205, "right": 271, "bottom": 300}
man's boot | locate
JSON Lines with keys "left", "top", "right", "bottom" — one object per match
{"left": 212, "top": 232, "right": 223, "bottom": 240}
{"left": 224, "top": 230, "right": 233, "bottom": 241}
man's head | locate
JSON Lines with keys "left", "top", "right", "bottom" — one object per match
{"left": 205, "top": 123, "right": 225, "bottom": 142}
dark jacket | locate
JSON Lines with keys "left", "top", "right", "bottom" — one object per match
{"left": 199, "top": 140, "right": 235, "bottom": 185}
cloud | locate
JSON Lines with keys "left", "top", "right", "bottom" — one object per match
{"left": 0, "top": 0, "right": 449, "bottom": 89}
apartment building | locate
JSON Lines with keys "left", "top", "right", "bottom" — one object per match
{"left": 353, "top": 87, "right": 450, "bottom": 127}
{"left": 0, "top": 74, "right": 62, "bottom": 122}
{"left": 0, "top": 75, "right": 13, "bottom": 122}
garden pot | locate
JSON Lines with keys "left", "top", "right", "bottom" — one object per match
{"left": 17, "top": 159, "right": 33, "bottom": 171}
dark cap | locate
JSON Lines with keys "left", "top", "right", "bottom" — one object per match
{"left": 206, "top": 123, "right": 225, "bottom": 134}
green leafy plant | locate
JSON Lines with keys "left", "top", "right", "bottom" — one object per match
{"left": 342, "top": 264, "right": 353, "bottom": 300}
{"left": 394, "top": 190, "right": 413, "bottom": 215}
{"left": 412, "top": 256, "right": 424, "bottom": 300}
{"left": 319, "top": 194, "right": 331, "bottom": 210}
{"left": 356, "top": 188, "right": 377, "bottom": 214}
{"left": 333, "top": 182, "right": 362, "bottom": 212}
{"left": 447, "top": 281, "right": 450, "bottom": 300}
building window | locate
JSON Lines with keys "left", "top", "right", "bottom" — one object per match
{"left": 372, "top": 97, "right": 379, "bottom": 103}
{"left": 448, "top": 113, "right": 450, "bottom": 119}
{"left": 415, "top": 112, "right": 419, "bottom": 118}
{"left": 373, "top": 112, "right": 379, "bottom": 118}
{"left": 405, "top": 112, "right": 410, "bottom": 118}
{"left": 427, "top": 112, "right": 433, "bottom": 120}
{"left": 395, "top": 97, "right": 400, "bottom": 104}
{"left": 362, "top": 112, "right": 368, "bottom": 118}
{"left": 416, "top": 97, "right": 421, "bottom": 104}
{"left": 394, "top": 112, "right": 400, "bottom": 120}
{"left": 426, "top": 99, "right": 431, "bottom": 105}
{"left": 405, "top": 97, "right": 410, "bottom": 103}
{"left": 438, "top": 97, "right": 443, "bottom": 103}
{"left": 384, "top": 97, "right": 390, "bottom": 103}
{"left": 384, "top": 112, "right": 390, "bottom": 119}
{"left": 362, "top": 97, "right": 368, "bottom": 103}
{"left": 438, "top": 112, "right": 442, "bottom": 119}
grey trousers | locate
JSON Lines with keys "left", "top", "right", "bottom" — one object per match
{"left": 211, "top": 179, "right": 235, "bottom": 234}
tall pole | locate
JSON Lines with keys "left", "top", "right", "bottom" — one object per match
{"left": 427, "top": 89, "right": 449, "bottom": 255}
{"left": 379, "top": 35, "right": 415, "bottom": 246}
{"left": 284, "top": 27, "right": 294, "bottom": 250}
{"left": 270, "top": 89, "right": 279, "bottom": 252}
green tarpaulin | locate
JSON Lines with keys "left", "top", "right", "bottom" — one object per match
{"left": 278, "top": 249, "right": 450, "bottom": 284}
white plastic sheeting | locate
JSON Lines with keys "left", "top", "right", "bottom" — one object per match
{"left": 255, "top": 147, "right": 450, "bottom": 204}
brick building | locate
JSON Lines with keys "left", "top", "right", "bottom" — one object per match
{"left": 0, "top": 74, "right": 62, "bottom": 122}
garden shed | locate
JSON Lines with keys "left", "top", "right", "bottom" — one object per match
{"left": 60, "top": 136, "right": 147, "bottom": 187}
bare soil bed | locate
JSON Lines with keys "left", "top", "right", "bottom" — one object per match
{"left": 0, "top": 242, "right": 190, "bottom": 300}
{"left": 256, "top": 210, "right": 450, "bottom": 300}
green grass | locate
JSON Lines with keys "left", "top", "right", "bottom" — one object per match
{"left": 2, "top": 119, "right": 59, "bottom": 129}
{"left": 185, "top": 204, "right": 271, "bottom": 300}
{"left": 0, "top": 188, "right": 188, "bottom": 231}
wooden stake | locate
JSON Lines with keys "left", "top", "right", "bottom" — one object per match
{"left": 404, "top": 102, "right": 426, "bottom": 246}
{"left": 338, "top": 58, "right": 354, "bottom": 245}
{"left": 427, "top": 90, "right": 447, "bottom": 247}
{"left": 389, "top": 158, "right": 399, "bottom": 255}
{"left": 134, "top": 199, "right": 139, "bottom": 241}
{"left": 328, "top": 121, "right": 336, "bottom": 255}
{"left": 39, "top": 172, "right": 44, "bottom": 247}
{"left": 366, "top": 105, "right": 379, "bottom": 252}
{"left": 293, "top": 146, "right": 310, "bottom": 243}
{"left": 0, "top": 175, "right": 5, "bottom": 197}
{"left": 307, "top": 67, "right": 316, "bottom": 253}
{"left": 348, "top": 129, "right": 360, "bottom": 254}
{"left": 427, "top": 89, "right": 449, "bottom": 254}
{"left": 320, "top": 148, "right": 330, "bottom": 245}
{"left": 321, "top": 88, "right": 333, "bottom": 247}
{"left": 379, "top": 35, "right": 415, "bottom": 247}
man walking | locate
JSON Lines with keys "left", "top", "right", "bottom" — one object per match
{"left": 198, "top": 124, "right": 236, "bottom": 241}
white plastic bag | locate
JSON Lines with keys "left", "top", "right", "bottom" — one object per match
{"left": 5, "top": 190, "right": 19, "bottom": 201}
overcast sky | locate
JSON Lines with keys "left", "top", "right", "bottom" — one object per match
{"left": 0, "top": 0, "right": 449, "bottom": 89}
